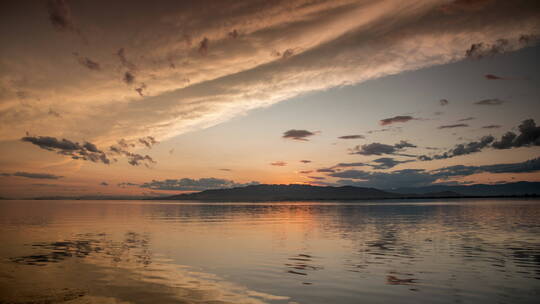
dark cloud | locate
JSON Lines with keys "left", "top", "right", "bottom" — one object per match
{"left": 438, "top": 123, "right": 469, "bottom": 129}
{"left": 21, "top": 135, "right": 110, "bottom": 164}
{"left": 439, "top": 99, "right": 449, "bottom": 106}
{"left": 270, "top": 161, "right": 287, "bottom": 166}
{"left": 116, "top": 48, "right": 137, "bottom": 71}
{"left": 465, "top": 35, "right": 538, "bottom": 59}
{"left": 492, "top": 119, "right": 540, "bottom": 149}
{"left": 350, "top": 141, "right": 416, "bottom": 156}
{"left": 108, "top": 143, "right": 156, "bottom": 167}
{"left": 140, "top": 178, "right": 259, "bottom": 191}
{"left": 379, "top": 115, "right": 415, "bottom": 126}
{"left": 317, "top": 168, "right": 335, "bottom": 173}
{"left": 300, "top": 160, "right": 312, "bottom": 163}
{"left": 370, "top": 157, "right": 414, "bottom": 170}
{"left": 418, "top": 135, "right": 494, "bottom": 161}
{"left": 482, "top": 124, "right": 501, "bottom": 129}
{"left": 457, "top": 117, "right": 475, "bottom": 122}
{"left": 432, "top": 157, "right": 540, "bottom": 177}
{"left": 100, "top": 182, "right": 108, "bottom": 186}
{"left": 76, "top": 56, "right": 101, "bottom": 71}
{"left": 484, "top": 74, "right": 505, "bottom": 80}
{"left": 420, "top": 119, "right": 540, "bottom": 160}
{"left": 308, "top": 176, "right": 325, "bottom": 180}
{"left": 199, "top": 37, "right": 209, "bottom": 55}
{"left": 327, "top": 157, "right": 540, "bottom": 189}
{"left": 299, "top": 170, "right": 312, "bottom": 174}
{"left": 474, "top": 98, "right": 506, "bottom": 106}
{"left": 135, "top": 83, "right": 147, "bottom": 97}
{"left": 124, "top": 72, "right": 135, "bottom": 85}
{"left": 0, "top": 172, "right": 63, "bottom": 179}
{"left": 47, "top": 0, "right": 77, "bottom": 32}
{"left": 138, "top": 136, "right": 158, "bottom": 149}
{"left": 338, "top": 135, "right": 365, "bottom": 139}
{"left": 282, "top": 129, "right": 316, "bottom": 141}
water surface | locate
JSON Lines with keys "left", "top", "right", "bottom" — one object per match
{"left": 1, "top": 199, "right": 539, "bottom": 303}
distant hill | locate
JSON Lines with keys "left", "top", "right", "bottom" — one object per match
{"left": 158, "top": 182, "right": 540, "bottom": 202}
{"left": 391, "top": 181, "right": 540, "bottom": 196}
{"left": 161, "top": 184, "right": 400, "bottom": 201}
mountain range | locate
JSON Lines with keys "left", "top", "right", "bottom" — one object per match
{"left": 159, "top": 182, "right": 540, "bottom": 202}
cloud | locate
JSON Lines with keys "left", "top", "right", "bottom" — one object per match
{"left": 438, "top": 123, "right": 469, "bottom": 129}
{"left": 336, "top": 162, "right": 366, "bottom": 167}
{"left": 350, "top": 141, "right": 416, "bottom": 156}
{"left": 123, "top": 72, "right": 135, "bottom": 85}
{"left": 219, "top": 168, "right": 232, "bottom": 171}
{"left": 328, "top": 157, "right": 540, "bottom": 189}
{"left": 431, "top": 157, "right": 540, "bottom": 177}
{"left": 100, "top": 182, "right": 108, "bottom": 186}
{"left": 2, "top": 0, "right": 539, "bottom": 144}
{"left": 300, "top": 160, "right": 312, "bottom": 163}
{"left": 482, "top": 124, "right": 501, "bottom": 129}
{"left": 270, "top": 161, "right": 287, "bottom": 166}
{"left": 420, "top": 119, "right": 540, "bottom": 160}
{"left": 474, "top": 98, "right": 506, "bottom": 105}
{"left": 135, "top": 83, "right": 147, "bottom": 97}
{"left": 75, "top": 56, "right": 101, "bottom": 71}
{"left": 308, "top": 176, "right": 325, "bottom": 180}
{"left": 21, "top": 135, "right": 111, "bottom": 164}
{"left": 457, "top": 117, "right": 475, "bottom": 122}
{"left": 465, "top": 35, "right": 538, "bottom": 59}
{"left": 316, "top": 168, "right": 335, "bottom": 173}
{"left": 370, "top": 157, "right": 414, "bottom": 170}
{"left": 491, "top": 119, "right": 540, "bottom": 149}
{"left": 338, "top": 135, "right": 365, "bottom": 139}
{"left": 299, "top": 170, "right": 312, "bottom": 174}
{"left": 379, "top": 115, "right": 415, "bottom": 126}
{"left": 140, "top": 177, "right": 259, "bottom": 191}
{"left": 0, "top": 172, "right": 64, "bottom": 179}
{"left": 484, "top": 74, "right": 505, "bottom": 80}
{"left": 138, "top": 136, "right": 158, "bottom": 149}
{"left": 439, "top": 99, "right": 449, "bottom": 106}
{"left": 418, "top": 135, "right": 494, "bottom": 161}
{"left": 282, "top": 129, "right": 316, "bottom": 141}
{"left": 108, "top": 142, "right": 156, "bottom": 167}
{"left": 47, "top": 0, "right": 77, "bottom": 33}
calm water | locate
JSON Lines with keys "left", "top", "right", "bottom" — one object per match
{"left": 1, "top": 199, "right": 539, "bottom": 304}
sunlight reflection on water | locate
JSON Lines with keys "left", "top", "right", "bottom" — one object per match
{"left": 0, "top": 199, "right": 539, "bottom": 303}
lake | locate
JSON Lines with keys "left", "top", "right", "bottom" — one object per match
{"left": 1, "top": 199, "right": 539, "bottom": 303}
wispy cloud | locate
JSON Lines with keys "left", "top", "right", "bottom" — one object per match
{"left": 270, "top": 161, "right": 287, "bottom": 166}
{"left": 0, "top": 172, "right": 63, "bottom": 179}
{"left": 380, "top": 115, "right": 415, "bottom": 126}
{"left": 438, "top": 123, "right": 469, "bottom": 129}
{"left": 338, "top": 135, "right": 365, "bottom": 139}
{"left": 474, "top": 98, "right": 506, "bottom": 106}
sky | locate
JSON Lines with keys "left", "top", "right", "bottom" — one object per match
{"left": 0, "top": 0, "right": 539, "bottom": 198}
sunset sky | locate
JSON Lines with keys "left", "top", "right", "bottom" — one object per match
{"left": 1, "top": 0, "right": 539, "bottom": 198}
